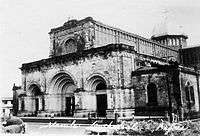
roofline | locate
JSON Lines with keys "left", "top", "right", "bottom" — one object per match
{"left": 132, "top": 63, "right": 198, "bottom": 76}
{"left": 21, "top": 44, "right": 136, "bottom": 71}
{"left": 49, "top": 17, "right": 94, "bottom": 34}
{"left": 49, "top": 17, "right": 178, "bottom": 53}
{"left": 92, "top": 19, "right": 179, "bottom": 52}
{"left": 151, "top": 34, "right": 188, "bottom": 39}
{"left": 181, "top": 45, "right": 200, "bottom": 49}
{"left": 1, "top": 97, "right": 13, "bottom": 100}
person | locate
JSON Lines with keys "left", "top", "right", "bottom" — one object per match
{"left": 2, "top": 113, "right": 25, "bottom": 133}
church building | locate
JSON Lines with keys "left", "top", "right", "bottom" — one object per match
{"left": 15, "top": 17, "right": 200, "bottom": 120}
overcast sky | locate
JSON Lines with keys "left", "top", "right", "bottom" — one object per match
{"left": 0, "top": 0, "right": 200, "bottom": 97}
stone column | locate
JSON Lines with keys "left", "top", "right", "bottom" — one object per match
{"left": 45, "top": 95, "right": 49, "bottom": 112}
{"left": 170, "top": 39, "right": 172, "bottom": 45}
{"left": 38, "top": 97, "right": 42, "bottom": 111}
{"left": 87, "top": 92, "right": 96, "bottom": 111}
{"left": 107, "top": 89, "right": 114, "bottom": 109}
{"left": 115, "top": 89, "right": 120, "bottom": 109}
{"left": 124, "top": 89, "right": 129, "bottom": 108}
{"left": 113, "top": 89, "right": 117, "bottom": 109}
{"left": 120, "top": 89, "right": 124, "bottom": 109}
{"left": 74, "top": 93, "right": 82, "bottom": 110}
{"left": 55, "top": 94, "right": 60, "bottom": 112}
{"left": 49, "top": 34, "right": 55, "bottom": 57}
{"left": 18, "top": 99, "right": 21, "bottom": 111}
{"left": 173, "top": 38, "right": 175, "bottom": 45}
{"left": 31, "top": 97, "right": 35, "bottom": 112}
{"left": 107, "top": 90, "right": 112, "bottom": 109}
{"left": 113, "top": 89, "right": 116, "bottom": 109}
{"left": 130, "top": 89, "right": 135, "bottom": 108}
{"left": 175, "top": 38, "right": 177, "bottom": 46}
{"left": 81, "top": 92, "right": 86, "bottom": 110}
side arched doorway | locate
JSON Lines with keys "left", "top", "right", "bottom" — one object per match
{"left": 185, "top": 82, "right": 195, "bottom": 109}
{"left": 50, "top": 72, "right": 77, "bottom": 116}
{"left": 88, "top": 76, "right": 108, "bottom": 117}
{"left": 147, "top": 83, "right": 158, "bottom": 106}
{"left": 96, "top": 82, "right": 107, "bottom": 117}
{"left": 29, "top": 84, "right": 44, "bottom": 116}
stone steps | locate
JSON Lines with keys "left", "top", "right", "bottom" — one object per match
{"left": 20, "top": 117, "right": 115, "bottom": 125}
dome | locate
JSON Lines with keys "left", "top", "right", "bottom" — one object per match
{"left": 152, "top": 18, "right": 186, "bottom": 38}
{"left": 151, "top": 15, "right": 188, "bottom": 49}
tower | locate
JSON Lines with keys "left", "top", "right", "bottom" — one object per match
{"left": 151, "top": 10, "right": 188, "bottom": 51}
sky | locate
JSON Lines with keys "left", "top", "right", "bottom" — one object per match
{"left": 0, "top": 0, "right": 200, "bottom": 97}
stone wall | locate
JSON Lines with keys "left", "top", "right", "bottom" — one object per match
{"left": 179, "top": 72, "right": 200, "bottom": 113}
{"left": 49, "top": 17, "right": 178, "bottom": 61}
{"left": 132, "top": 72, "right": 169, "bottom": 108}
{"left": 49, "top": 21, "right": 95, "bottom": 57}
{"left": 20, "top": 50, "right": 136, "bottom": 117}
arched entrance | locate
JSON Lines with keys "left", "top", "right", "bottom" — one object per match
{"left": 64, "top": 39, "right": 77, "bottom": 54}
{"left": 185, "top": 82, "right": 195, "bottom": 108}
{"left": 88, "top": 75, "right": 108, "bottom": 117}
{"left": 96, "top": 82, "right": 107, "bottom": 117}
{"left": 29, "top": 84, "right": 44, "bottom": 116}
{"left": 50, "top": 72, "right": 76, "bottom": 116}
{"left": 147, "top": 83, "right": 158, "bottom": 106}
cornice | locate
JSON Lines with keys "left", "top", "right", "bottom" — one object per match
{"left": 21, "top": 44, "right": 136, "bottom": 72}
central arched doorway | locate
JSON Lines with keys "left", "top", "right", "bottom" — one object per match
{"left": 88, "top": 75, "right": 108, "bottom": 117}
{"left": 50, "top": 72, "right": 76, "bottom": 116}
{"left": 29, "top": 84, "right": 44, "bottom": 116}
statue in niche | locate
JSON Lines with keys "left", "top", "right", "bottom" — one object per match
{"left": 81, "top": 28, "right": 95, "bottom": 47}
{"left": 56, "top": 46, "right": 63, "bottom": 55}
{"left": 88, "top": 28, "right": 95, "bottom": 46}
{"left": 74, "top": 33, "right": 85, "bottom": 51}
{"left": 82, "top": 31, "right": 89, "bottom": 43}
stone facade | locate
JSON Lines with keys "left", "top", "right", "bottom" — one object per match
{"left": 179, "top": 46, "right": 200, "bottom": 67}
{"left": 17, "top": 17, "right": 200, "bottom": 120}
{"left": 19, "top": 44, "right": 137, "bottom": 118}
{"left": 179, "top": 71, "right": 200, "bottom": 114}
{"left": 131, "top": 62, "right": 200, "bottom": 120}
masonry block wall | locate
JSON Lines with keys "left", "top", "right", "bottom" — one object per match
{"left": 179, "top": 72, "right": 200, "bottom": 114}
{"left": 132, "top": 72, "right": 169, "bottom": 116}
{"left": 131, "top": 68, "right": 200, "bottom": 118}
{"left": 17, "top": 17, "right": 200, "bottom": 120}
{"left": 19, "top": 48, "right": 136, "bottom": 117}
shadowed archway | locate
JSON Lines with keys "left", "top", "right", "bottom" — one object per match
{"left": 87, "top": 75, "right": 108, "bottom": 117}
{"left": 50, "top": 72, "right": 76, "bottom": 116}
{"left": 28, "top": 84, "right": 44, "bottom": 116}
{"left": 147, "top": 83, "right": 158, "bottom": 106}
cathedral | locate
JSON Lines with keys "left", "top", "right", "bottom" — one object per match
{"left": 14, "top": 17, "right": 200, "bottom": 121}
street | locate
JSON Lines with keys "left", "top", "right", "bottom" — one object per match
{"left": 25, "top": 122, "right": 86, "bottom": 135}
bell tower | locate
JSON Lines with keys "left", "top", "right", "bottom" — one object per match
{"left": 151, "top": 10, "right": 188, "bottom": 51}
{"left": 151, "top": 34, "right": 188, "bottom": 51}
